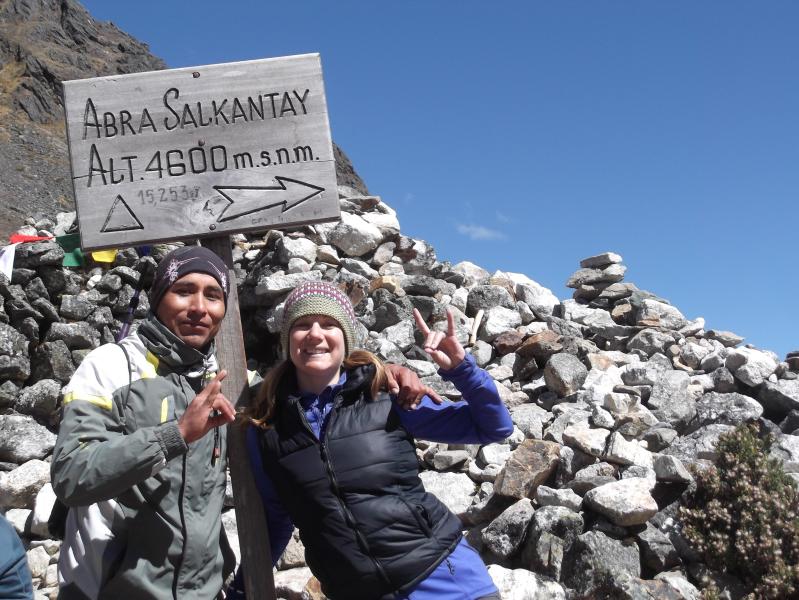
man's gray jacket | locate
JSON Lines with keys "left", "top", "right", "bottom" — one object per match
{"left": 51, "top": 314, "right": 234, "bottom": 600}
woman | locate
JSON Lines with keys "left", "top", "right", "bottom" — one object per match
{"left": 231, "top": 281, "right": 513, "bottom": 600}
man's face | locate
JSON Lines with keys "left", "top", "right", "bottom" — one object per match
{"left": 156, "top": 272, "right": 226, "bottom": 350}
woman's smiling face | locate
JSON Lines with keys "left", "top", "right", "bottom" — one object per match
{"left": 289, "top": 314, "right": 346, "bottom": 381}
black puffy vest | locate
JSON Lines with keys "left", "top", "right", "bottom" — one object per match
{"left": 258, "top": 365, "right": 463, "bottom": 600}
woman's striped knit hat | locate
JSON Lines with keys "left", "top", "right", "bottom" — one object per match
{"left": 281, "top": 281, "right": 358, "bottom": 357}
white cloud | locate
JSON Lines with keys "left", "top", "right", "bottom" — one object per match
{"left": 495, "top": 211, "right": 510, "bottom": 223}
{"left": 455, "top": 223, "right": 506, "bottom": 241}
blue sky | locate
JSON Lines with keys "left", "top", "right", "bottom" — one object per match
{"left": 79, "top": 1, "right": 797, "bottom": 359}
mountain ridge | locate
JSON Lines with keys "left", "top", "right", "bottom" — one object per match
{"left": 0, "top": 0, "right": 366, "bottom": 238}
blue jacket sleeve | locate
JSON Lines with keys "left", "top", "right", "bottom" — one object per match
{"left": 0, "top": 515, "right": 33, "bottom": 600}
{"left": 393, "top": 353, "right": 513, "bottom": 444}
{"left": 226, "top": 425, "right": 296, "bottom": 600}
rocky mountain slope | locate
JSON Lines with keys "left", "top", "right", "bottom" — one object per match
{"left": 0, "top": 0, "right": 366, "bottom": 238}
{"left": 2, "top": 198, "right": 799, "bottom": 598}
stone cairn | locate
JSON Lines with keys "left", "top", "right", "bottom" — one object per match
{"left": 1, "top": 194, "right": 798, "bottom": 599}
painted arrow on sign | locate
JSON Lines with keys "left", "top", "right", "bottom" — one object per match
{"left": 214, "top": 177, "right": 325, "bottom": 223}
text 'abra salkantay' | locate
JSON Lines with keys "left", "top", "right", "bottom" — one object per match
{"left": 82, "top": 87, "right": 310, "bottom": 139}
{"left": 80, "top": 86, "right": 318, "bottom": 188}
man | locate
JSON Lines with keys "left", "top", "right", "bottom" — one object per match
{"left": 0, "top": 514, "right": 33, "bottom": 599}
{"left": 51, "top": 245, "right": 431, "bottom": 600}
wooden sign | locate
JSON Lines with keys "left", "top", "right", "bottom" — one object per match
{"left": 63, "top": 54, "right": 339, "bottom": 250}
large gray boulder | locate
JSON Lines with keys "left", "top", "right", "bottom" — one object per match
{"left": 686, "top": 391, "right": 763, "bottom": 433}
{"left": 419, "top": 471, "right": 475, "bottom": 518}
{"left": 759, "top": 379, "right": 799, "bottom": 418}
{"left": 487, "top": 564, "right": 566, "bottom": 600}
{"left": 661, "top": 424, "right": 735, "bottom": 466}
{"left": 0, "top": 416, "right": 56, "bottom": 462}
{"left": 583, "top": 478, "right": 658, "bottom": 526}
{"left": 0, "top": 322, "right": 30, "bottom": 381}
{"left": 563, "top": 530, "right": 641, "bottom": 595}
{"left": 30, "top": 340, "right": 75, "bottom": 383}
{"left": 481, "top": 498, "right": 535, "bottom": 559}
{"left": 0, "top": 459, "right": 51, "bottom": 509}
{"left": 627, "top": 329, "right": 675, "bottom": 357}
{"left": 44, "top": 321, "right": 100, "bottom": 350}
{"left": 544, "top": 353, "right": 588, "bottom": 397}
{"left": 726, "top": 347, "right": 777, "bottom": 387}
{"left": 15, "top": 379, "right": 61, "bottom": 418}
{"left": 649, "top": 370, "right": 696, "bottom": 431}
{"left": 466, "top": 285, "right": 515, "bottom": 316}
{"left": 769, "top": 434, "right": 799, "bottom": 473}
{"left": 480, "top": 306, "right": 521, "bottom": 341}
{"left": 276, "top": 236, "right": 318, "bottom": 265}
{"left": 636, "top": 523, "right": 680, "bottom": 572}
{"left": 493, "top": 440, "right": 560, "bottom": 500}
{"left": 635, "top": 299, "right": 686, "bottom": 330}
{"left": 326, "top": 211, "right": 384, "bottom": 257}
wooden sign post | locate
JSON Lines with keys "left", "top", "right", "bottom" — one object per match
{"left": 62, "top": 54, "right": 341, "bottom": 599}
{"left": 62, "top": 54, "right": 339, "bottom": 251}
{"left": 203, "top": 235, "right": 274, "bottom": 599}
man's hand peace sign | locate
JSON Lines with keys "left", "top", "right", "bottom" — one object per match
{"left": 413, "top": 308, "right": 466, "bottom": 371}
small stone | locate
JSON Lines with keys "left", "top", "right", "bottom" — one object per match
{"left": 0, "top": 416, "right": 56, "bottom": 462}
{"left": 487, "top": 564, "right": 566, "bottom": 600}
{"left": 563, "top": 530, "right": 640, "bottom": 595}
{"left": 579, "top": 252, "right": 623, "bottom": 269}
{"left": 562, "top": 424, "right": 610, "bottom": 458}
{"left": 635, "top": 299, "right": 686, "bottom": 330}
{"left": 688, "top": 391, "right": 763, "bottom": 433}
{"left": 26, "top": 545, "right": 50, "bottom": 579}
{"left": 0, "top": 459, "right": 51, "bottom": 509}
{"left": 726, "top": 347, "right": 778, "bottom": 387}
{"left": 479, "top": 444, "right": 512, "bottom": 466}
{"left": 706, "top": 329, "right": 745, "bottom": 347}
{"left": 652, "top": 454, "right": 693, "bottom": 483}
{"left": 604, "top": 432, "right": 653, "bottom": 468}
{"left": 636, "top": 523, "right": 680, "bottom": 572}
{"left": 535, "top": 485, "right": 583, "bottom": 511}
{"left": 583, "top": 478, "right": 658, "bottom": 526}
{"left": 15, "top": 379, "right": 61, "bottom": 418}
{"left": 545, "top": 353, "right": 588, "bottom": 397}
{"left": 31, "top": 483, "right": 57, "bottom": 538}
{"left": 481, "top": 498, "right": 535, "bottom": 558}
{"left": 419, "top": 471, "right": 475, "bottom": 517}
{"left": 492, "top": 330, "right": 524, "bottom": 355}
{"left": 480, "top": 306, "right": 522, "bottom": 341}
{"left": 494, "top": 439, "right": 561, "bottom": 500}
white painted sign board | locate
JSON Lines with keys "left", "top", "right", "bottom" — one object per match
{"left": 63, "top": 54, "right": 339, "bottom": 250}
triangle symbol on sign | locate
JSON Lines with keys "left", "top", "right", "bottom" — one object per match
{"left": 101, "top": 195, "right": 144, "bottom": 233}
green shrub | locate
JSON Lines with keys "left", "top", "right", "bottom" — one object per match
{"left": 678, "top": 424, "right": 799, "bottom": 599}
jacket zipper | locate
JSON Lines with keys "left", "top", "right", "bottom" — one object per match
{"left": 172, "top": 452, "right": 188, "bottom": 600}
{"left": 295, "top": 403, "right": 394, "bottom": 589}
{"left": 172, "top": 377, "right": 194, "bottom": 600}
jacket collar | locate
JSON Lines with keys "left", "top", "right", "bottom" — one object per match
{"left": 283, "top": 363, "right": 375, "bottom": 409}
{"left": 137, "top": 312, "right": 218, "bottom": 374}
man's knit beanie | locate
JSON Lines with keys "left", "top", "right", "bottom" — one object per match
{"left": 281, "top": 281, "right": 358, "bottom": 357}
{"left": 149, "top": 246, "right": 229, "bottom": 312}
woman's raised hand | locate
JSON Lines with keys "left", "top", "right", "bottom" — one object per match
{"left": 413, "top": 308, "right": 466, "bottom": 371}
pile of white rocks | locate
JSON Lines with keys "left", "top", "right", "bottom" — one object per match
{"left": 1, "top": 192, "right": 798, "bottom": 599}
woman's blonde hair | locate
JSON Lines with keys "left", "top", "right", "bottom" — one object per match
{"left": 247, "top": 350, "right": 388, "bottom": 429}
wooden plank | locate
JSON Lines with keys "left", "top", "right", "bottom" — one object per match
{"left": 202, "top": 236, "right": 275, "bottom": 600}
{"left": 63, "top": 54, "right": 339, "bottom": 250}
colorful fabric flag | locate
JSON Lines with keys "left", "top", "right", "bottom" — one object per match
{"left": 91, "top": 249, "right": 118, "bottom": 263}
{"left": 0, "top": 244, "right": 19, "bottom": 280}
{"left": 55, "top": 233, "right": 84, "bottom": 268}
{"left": 9, "top": 234, "right": 52, "bottom": 244}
